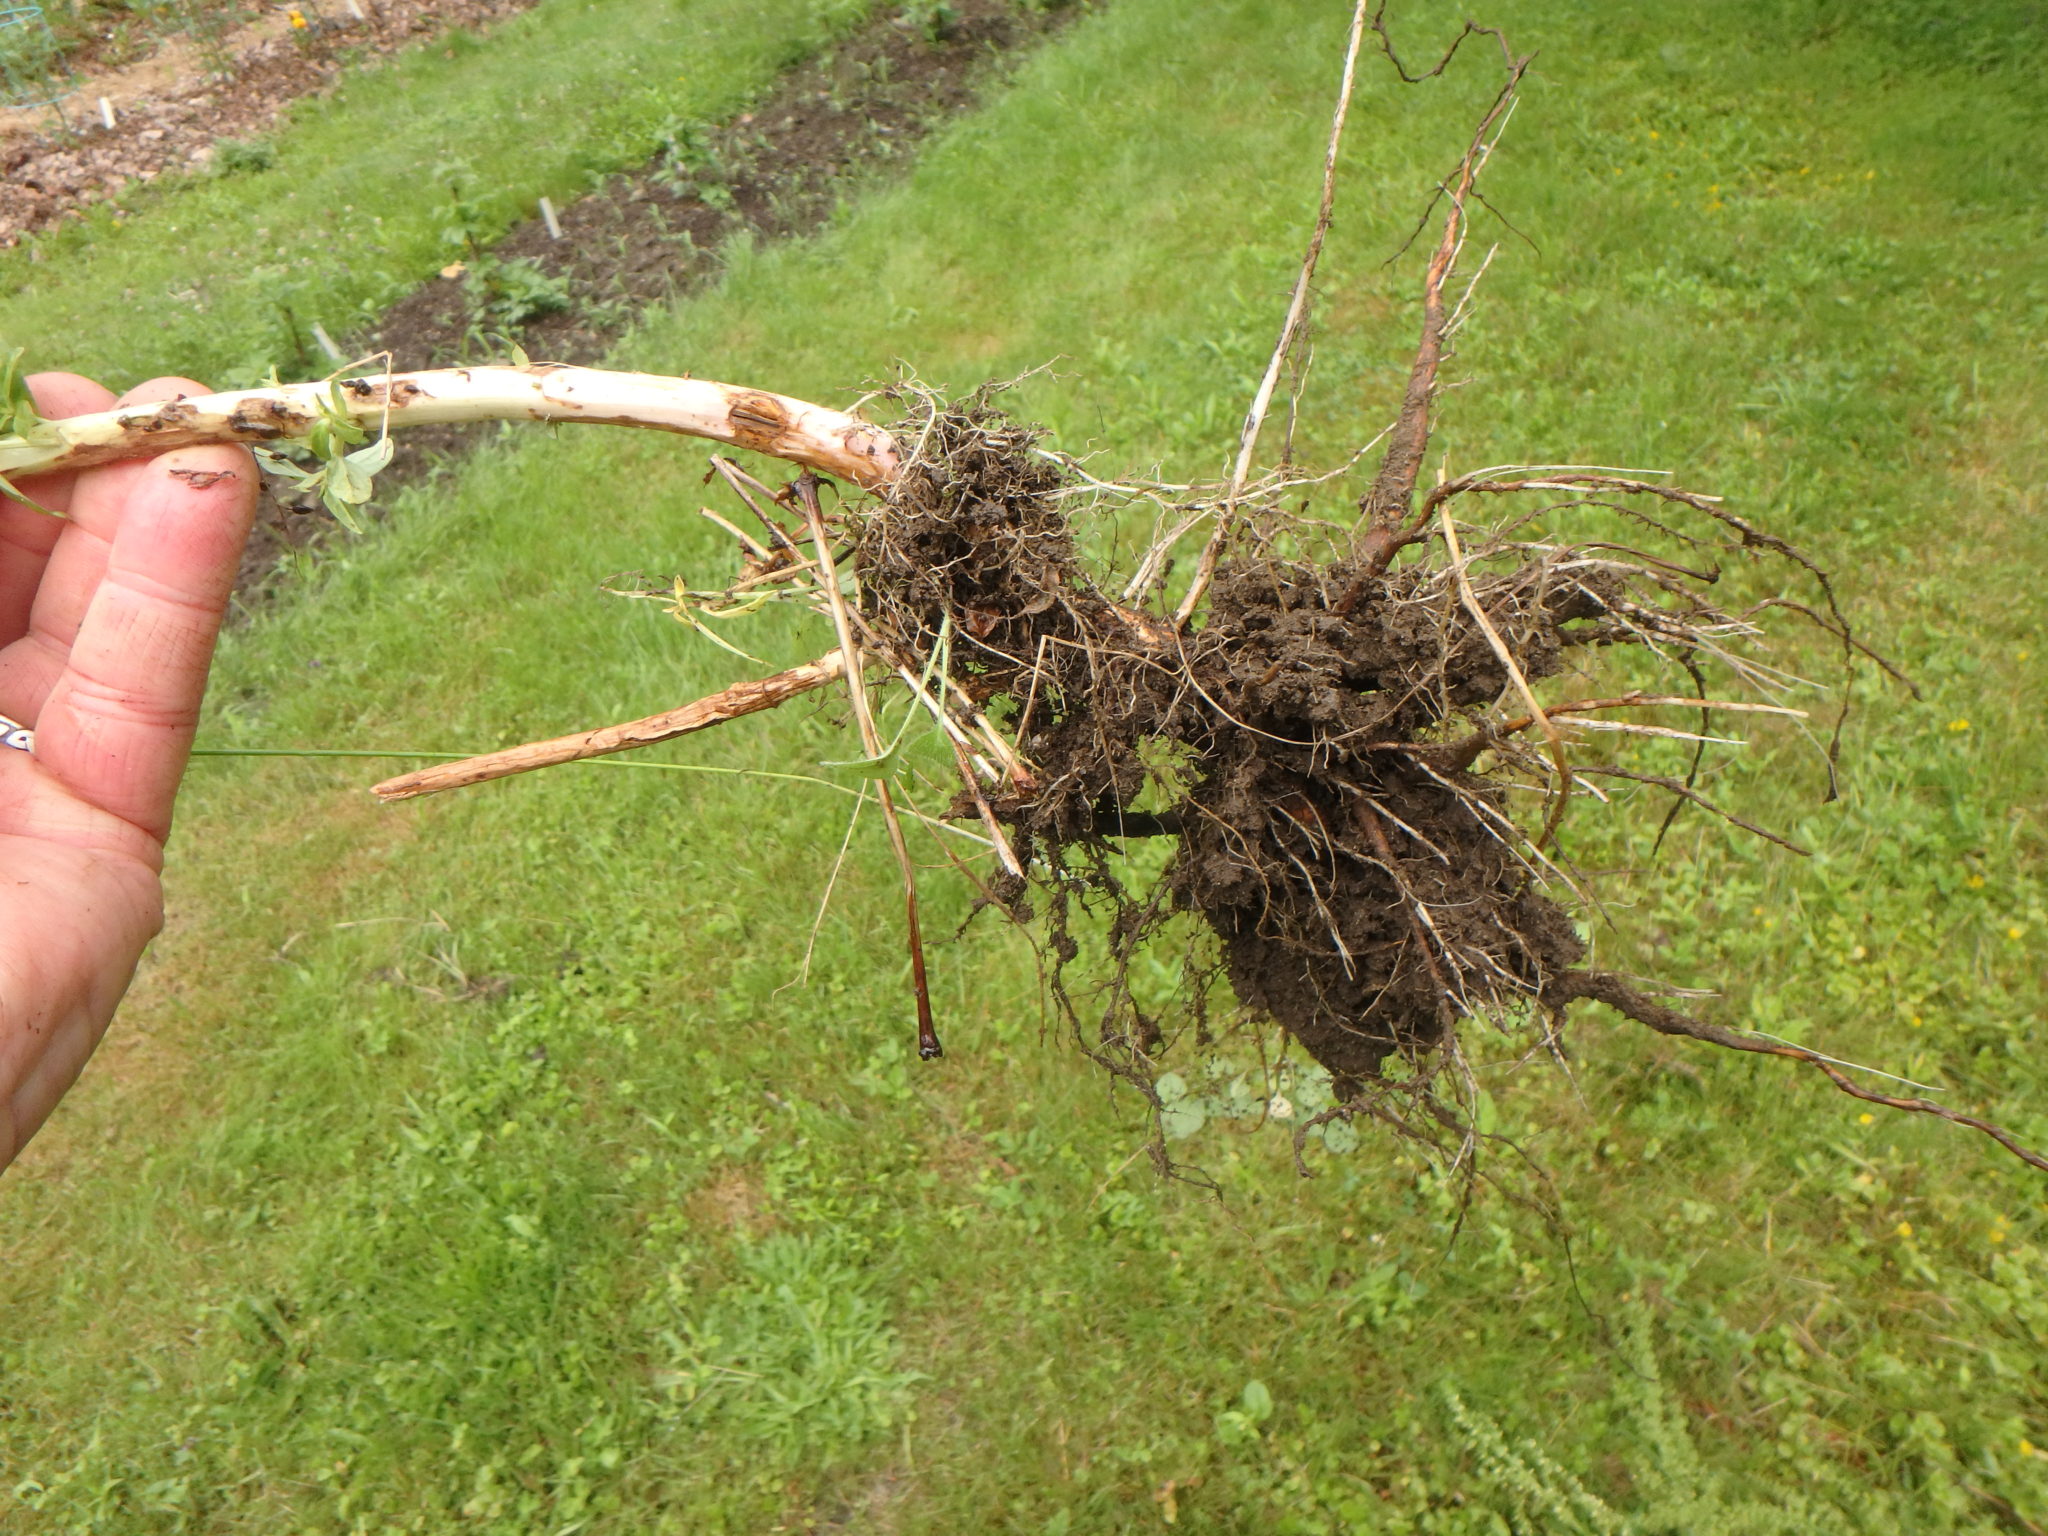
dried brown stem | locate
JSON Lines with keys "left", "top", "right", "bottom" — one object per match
{"left": 1438, "top": 500, "right": 1573, "bottom": 847}
{"left": 1175, "top": 0, "right": 1372, "bottom": 628}
{"left": 1355, "top": 43, "right": 1531, "bottom": 554}
{"left": 1421, "top": 693, "right": 1806, "bottom": 770}
{"left": 370, "top": 653, "right": 846, "bottom": 803}
{"left": 1368, "top": 2, "right": 1518, "bottom": 83}
{"left": 792, "top": 472, "right": 943, "bottom": 1062}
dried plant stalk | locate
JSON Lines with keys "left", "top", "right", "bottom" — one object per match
{"left": 0, "top": 365, "right": 901, "bottom": 488}
{"left": 372, "top": 653, "right": 846, "bottom": 803}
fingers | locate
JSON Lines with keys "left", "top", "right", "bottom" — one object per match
{"left": 0, "top": 373, "right": 116, "bottom": 648}
{"left": 33, "top": 391, "right": 256, "bottom": 845}
{"left": 0, "top": 378, "right": 231, "bottom": 724}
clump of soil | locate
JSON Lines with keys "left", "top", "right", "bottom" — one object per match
{"left": 848, "top": 389, "right": 1722, "bottom": 1108}
{"left": 815, "top": 354, "right": 2048, "bottom": 1177}
{"left": 1169, "top": 555, "right": 1609, "bottom": 1094}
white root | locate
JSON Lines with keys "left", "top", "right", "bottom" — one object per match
{"left": 0, "top": 364, "right": 902, "bottom": 489}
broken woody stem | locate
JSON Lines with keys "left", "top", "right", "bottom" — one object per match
{"left": 371, "top": 652, "right": 849, "bottom": 803}
{"left": 0, "top": 364, "right": 902, "bottom": 489}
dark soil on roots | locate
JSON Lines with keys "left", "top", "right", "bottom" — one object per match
{"left": 840, "top": 389, "right": 2048, "bottom": 1177}
{"left": 847, "top": 392, "right": 1758, "bottom": 1107}
{"left": 1164, "top": 558, "right": 1601, "bottom": 1093}
{"left": 233, "top": 0, "right": 1088, "bottom": 602}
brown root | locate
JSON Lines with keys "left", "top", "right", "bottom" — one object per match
{"left": 1548, "top": 971, "right": 2048, "bottom": 1176}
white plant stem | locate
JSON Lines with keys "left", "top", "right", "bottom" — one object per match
{"left": 0, "top": 364, "right": 902, "bottom": 489}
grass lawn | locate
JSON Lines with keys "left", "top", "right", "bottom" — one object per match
{"left": 4, "top": 0, "right": 2047, "bottom": 1530}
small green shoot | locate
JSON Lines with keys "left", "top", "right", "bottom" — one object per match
{"left": 253, "top": 375, "right": 397, "bottom": 533}
{"left": 0, "top": 348, "right": 42, "bottom": 441}
{"left": 0, "top": 347, "right": 59, "bottom": 515}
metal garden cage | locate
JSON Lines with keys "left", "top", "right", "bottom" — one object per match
{"left": 0, "top": 5, "right": 76, "bottom": 129}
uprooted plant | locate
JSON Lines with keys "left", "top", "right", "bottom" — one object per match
{"left": 5, "top": 5, "right": 2041, "bottom": 1183}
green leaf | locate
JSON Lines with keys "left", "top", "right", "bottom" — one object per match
{"left": 252, "top": 447, "right": 315, "bottom": 486}
{"left": 1161, "top": 1100, "right": 1206, "bottom": 1140}
{"left": 325, "top": 435, "right": 393, "bottom": 508}
{"left": 326, "top": 454, "right": 375, "bottom": 506}
{"left": 820, "top": 737, "right": 910, "bottom": 781}
{"left": 323, "top": 383, "right": 369, "bottom": 443}
{"left": 0, "top": 470, "right": 61, "bottom": 517}
{"left": 344, "top": 435, "right": 396, "bottom": 482}
{"left": 0, "top": 348, "right": 41, "bottom": 440}
{"left": 321, "top": 483, "right": 366, "bottom": 535}
{"left": 1241, "top": 1379, "right": 1274, "bottom": 1425}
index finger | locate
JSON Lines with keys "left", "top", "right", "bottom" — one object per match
{"left": 33, "top": 441, "right": 258, "bottom": 846}
{"left": 1, "top": 373, "right": 117, "bottom": 646}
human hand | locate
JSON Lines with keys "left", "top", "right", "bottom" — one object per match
{"left": 0, "top": 373, "right": 257, "bottom": 1169}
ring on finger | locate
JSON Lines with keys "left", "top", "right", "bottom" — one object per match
{"left": 0, "top": 711, "right": 34, "bottom": 754}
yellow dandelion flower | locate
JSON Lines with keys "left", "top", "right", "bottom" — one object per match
{"left": 1948, "top": 719, "right": 1972, "bottom": 732}
{"left": 1909, "top": 1014, "right": 1923, "bottom": 1028}
{"left": 1859, "top": 1113, "right": 1875, "bottom": 1125}
{"left": 1650, "top": 129, "right": 1661, "bottom": 140}
{"left": 2023, "top": 1438, "right": 2037, "bottom": 1457}
{"left": 289, "top": 8, "right": 307, "bottom": 26}
{"left": 2008, "top": 926, "right": 2025, "bottom": 940}
{"left": 1895, "top": 1222, "right": 1913, "bottom": 1238}
{"left": 1967, "top": 874, "right": 1987, "bottom": 889}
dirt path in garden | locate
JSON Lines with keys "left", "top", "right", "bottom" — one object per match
{"left": 0, "top": 0, "right": 541, "bottom": 245}
{"left": 234, "top": 0, "right": 1088, "bottom": 598}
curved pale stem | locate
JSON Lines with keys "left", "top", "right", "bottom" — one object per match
{"left": 0, "top": 365, "right": 902, "bottom": 489}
